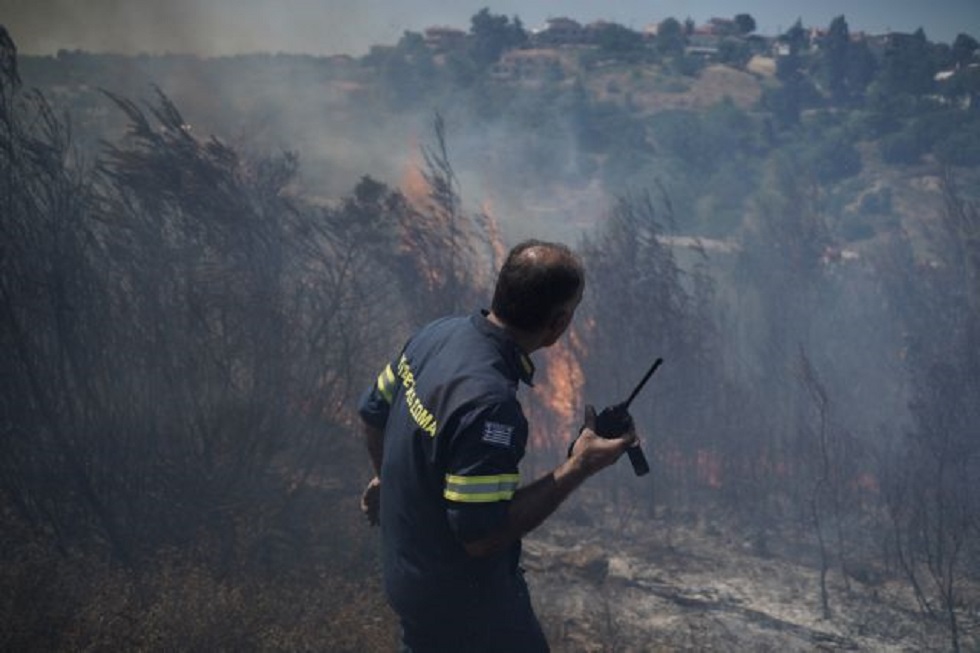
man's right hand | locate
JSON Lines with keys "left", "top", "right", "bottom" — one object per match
{"left": 570, "top": 405, "right": 638, "bottom": 475}
{"left": 360, "top": 476, "right": 381, "bottom": 526}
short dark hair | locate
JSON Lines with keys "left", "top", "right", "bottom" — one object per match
{"left": 491, "top": 240, "right": 585, "bottom": 332}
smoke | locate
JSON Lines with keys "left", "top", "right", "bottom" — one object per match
{"left": 3, "top": 0, "right": 402, "bottom": 56}
{"left": 5, "top": 0, "right": 972, "bottom": 58}
{"left": 3, "top": 4, "right": 934, "bottom": 444}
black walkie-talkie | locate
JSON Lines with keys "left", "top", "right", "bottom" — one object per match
{"left": 593, "top": 357, "right": 663, "bottom": 476}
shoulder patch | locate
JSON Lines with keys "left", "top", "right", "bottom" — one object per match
{"left": 481, "top": 421, "right": 515, "bottom": 448}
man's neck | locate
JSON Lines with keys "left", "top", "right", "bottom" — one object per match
{"left": 486, "top": 310, "right": 541, "bottom": 354}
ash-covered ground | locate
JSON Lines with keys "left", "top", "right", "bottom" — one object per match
{"left": 522, "top": 494, "right": 973, "bottom": 652}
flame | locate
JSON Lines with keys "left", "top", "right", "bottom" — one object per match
{"left": 659, "top": 444, "right": 724, "bottom": 489}
{"left": 400, "top": 159, "right": 430, "bottom": 210}
{"left": 397, "top": 152, "right": 505, "bottom": 300}
{"left": 479, "top": 198, "right": 508, "bottom": 276}
{"left": 396, "top": 145, "right": 449, "bottom": 293}
{"left": 662, "top": 444, "right": 686, "bottom": 472}
{"left": 850, "top": 471, "right": 879, "bottom": 494}
{"left": 531, "top": 328, "right": 585, "bottom": 450}
{"left": 695, "top": 449, "right": 723, "bottom": 489}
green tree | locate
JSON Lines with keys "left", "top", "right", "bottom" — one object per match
{"left": 734, "top": 13, "right": 756, "bottom": 35}
{"left": 363, "top": 31, "right": 439, "bottom": 106}
{"left": 769, "top": 43, "right": 821, "bottom": 127}
{"left": 941, "top": 63, "right": 980, "bottom": 104}
{"left": 951, "top": 33, "right": 979, "bottom": 67}
{"left": 881, "top": 176, "right": 980, "bottom": 653}
{"left": 873, "top": 28, "right": 935, "bottom": 99}
{"left": 763, "top": 85, "right": 801, "bottom": 127}
{"left": 879, "top": 125, "right": 929, "bottom": 165}
{"left": 803, "top": 128, "right": 862, "bottom": 183}
{"left": 784, "top": 18, "right": 808, "bottom": 55}
{"left": 719, "top": 37, "right": 752, "bottom": 67}
{"left": 595, "top": 22, "right": 644, "bottom": 54}
{"left": 469, "top": 8, "right": 527, "bottom": 68}
{"left": 935, "top": 129, "right": 980, "bottom": 166}
{"left": 845, "top": 38, "right": 878, "bottom": 100}
{"left": 822, "top": 16, "right": 851, "bottom": 103}
{"left": 656, "top": 17, "right": 686, "bottom": 56}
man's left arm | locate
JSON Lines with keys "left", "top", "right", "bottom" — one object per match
{"left": 360, "top": 421, "right": 384, "bottom": 526}
{"left": 357, "top": 359, "right": 399, "bottom": 526}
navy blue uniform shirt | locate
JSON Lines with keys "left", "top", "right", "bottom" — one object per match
{"left": 358, "top": 310, "right": 536, "bottom": 621}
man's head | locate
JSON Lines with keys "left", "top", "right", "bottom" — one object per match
{"left": 490, "top": 240, "right": 585, "bottom": 349}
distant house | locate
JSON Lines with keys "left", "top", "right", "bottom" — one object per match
{"left": 706, "top": 17, "right": 737, "bottom": 36}
{"left": 687, "top": 33, "right": 722, "bottom": 57}
{"left": 423, "top": 26, "right": 467, "bottom": 53}
{"left": 771, "top": 41, "right": 792, "bottom": 58}
{"left": 808, "top": 27, "right": 829, "bottom": 48}
{"left": 880, "top": 31, "right": 919, "bottom": 48}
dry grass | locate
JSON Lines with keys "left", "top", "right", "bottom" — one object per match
{"left": 0, "top": 499, "right": 399, "bottom": 652}
{"left": 587, "top": 62, "right": 763, "bottom": 114}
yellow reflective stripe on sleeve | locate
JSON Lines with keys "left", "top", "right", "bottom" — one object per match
{"left": 376, "top": 364, "right": 396, "bottom": 403}
{"left": 443, "top": 473, "right": 520, "bottom": 503}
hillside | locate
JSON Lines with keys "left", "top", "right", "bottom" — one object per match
{"left": 587, "top": 63, "right": 764, "bottom": 113}
{"left": 17, "top": 15, "right": 980, "bottom": 250}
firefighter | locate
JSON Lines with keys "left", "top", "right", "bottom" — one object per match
{"left": 358, "top": 239, "right": 638, "bottom": 652}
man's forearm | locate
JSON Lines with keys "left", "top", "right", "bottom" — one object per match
{"left": 462, "top": 421, "right": 637, "bottom": 557}
{"left": 363, "top": 422, "right": 384, "bottom": 476}
{"left": 463, "top": 455, "right": 590, "bottom": 557}
{"left": 510, "top": 455, "right": 591, "bottom": 534}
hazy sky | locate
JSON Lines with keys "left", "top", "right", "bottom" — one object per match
{"left": 3, "top": 0, "right": 977, "bottom": 57}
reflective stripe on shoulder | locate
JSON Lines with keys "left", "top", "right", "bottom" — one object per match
{"left": 376, "top": 364, "right": 397, "bottom": 403}
{"left": 443, "top": 473, "right": 520, "bottom": 503}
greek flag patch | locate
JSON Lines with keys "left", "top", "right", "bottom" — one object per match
{"left": 481, "top": 421, "right": 514, "bottom": 448}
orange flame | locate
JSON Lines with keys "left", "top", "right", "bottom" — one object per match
{"left": 480, "top": 199, "right": 508, "bottom": 276}
{"left": 659, "top": 444, "right": 724, "bottom": 489}
{"left": 396, "top": 145, "right": 449, "bottom": 293}
{"left": 400, "top": 159, "right": 430, "bottom": 210}
{"left": 695, "top": 449, "right": 723, "bottom": 489}
{"left": 851, "top": 472, "right": 879, "bottom": 494}
{"left": 531, "top": 328, "right": 585, "bottom": 450}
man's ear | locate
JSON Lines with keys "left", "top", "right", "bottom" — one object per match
{"left": 562, "top": 307, "right": 577, "bottom": 330}
{"left": 545, "top": 307, "right": 573, "bottom": 343}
